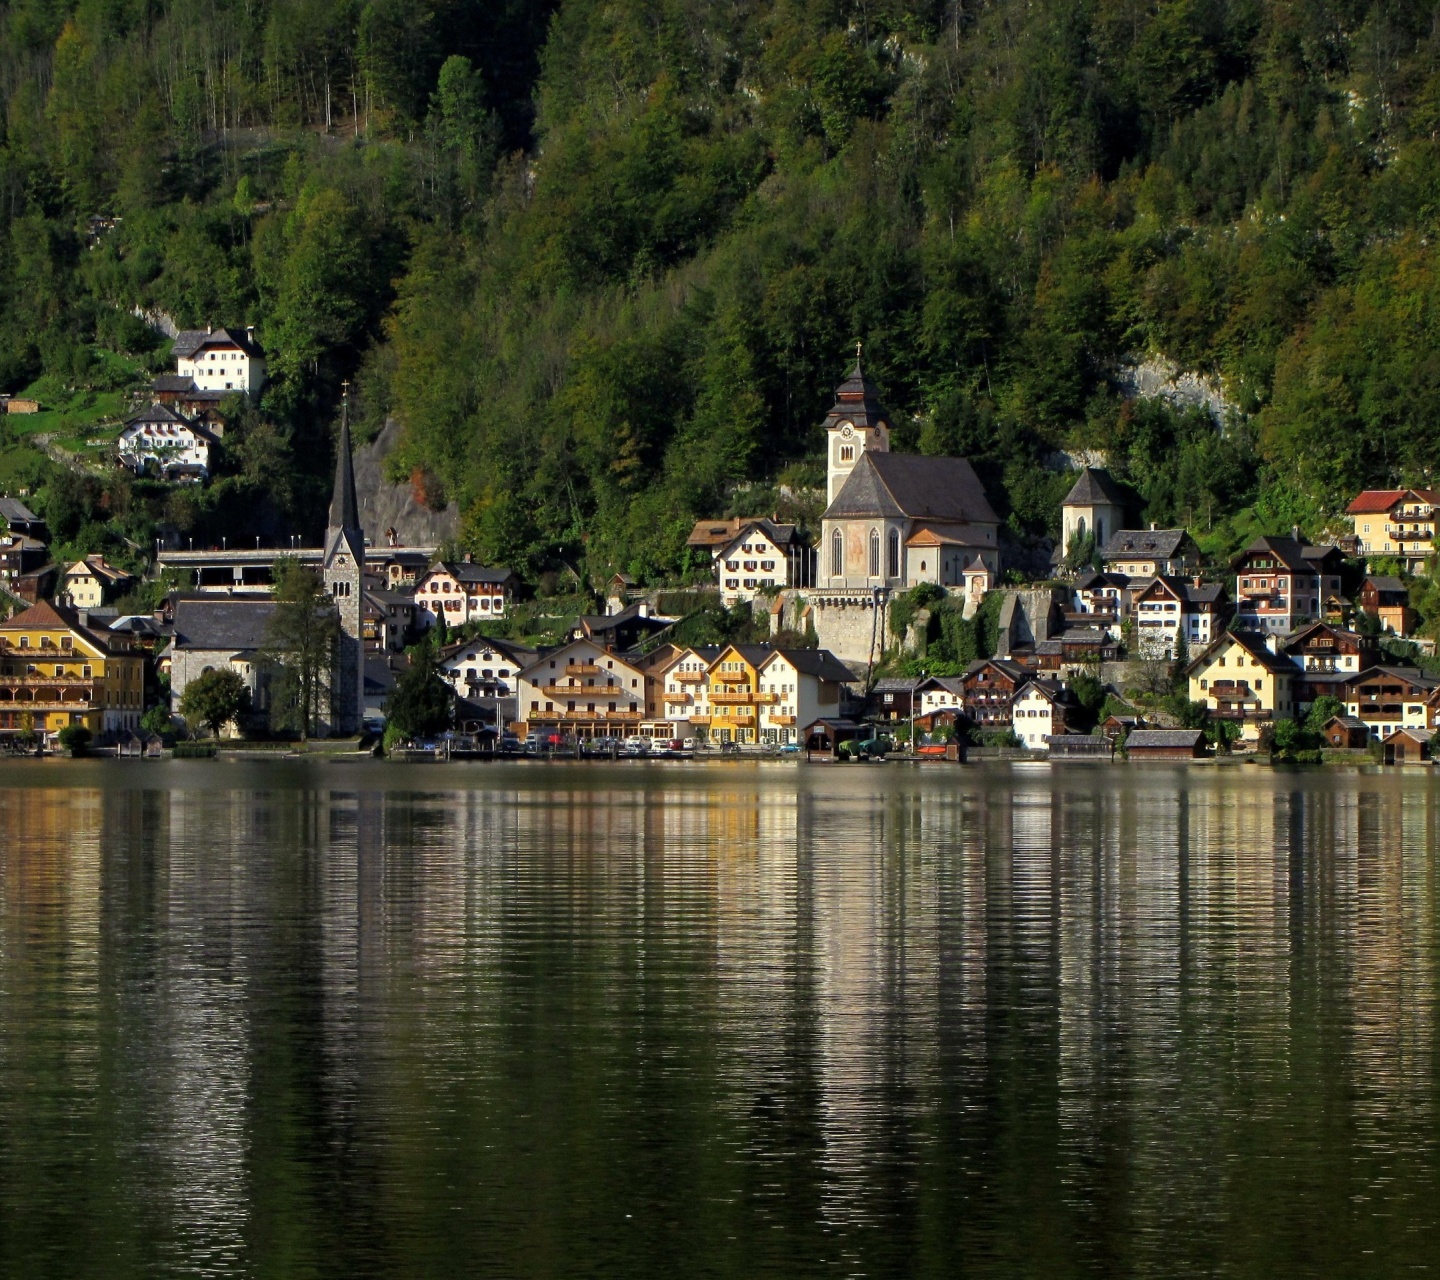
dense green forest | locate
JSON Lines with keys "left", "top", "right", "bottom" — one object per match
{"left": 4, "top": 0, "right": 1440, "bottom": 582}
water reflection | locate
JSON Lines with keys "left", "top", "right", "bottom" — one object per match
{"left": 2, "top": 761, "right": 1440, "bottom": 1278}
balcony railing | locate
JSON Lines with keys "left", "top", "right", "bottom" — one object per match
{"left": 673, "top": 670, "right": 704, "bottom": 683}
{"left": 770, "top": 714, "right": 796, "bottom": 726}
{"left": 753, "top": 692, "right": 780, "bottom": 704}
{"left": 533, "top": 709, "right": 644, "bottom": 723}
{"left": 663, "top": 692, "right": 692, "bottom": 704}
{"left": 710, "top": 691, "right": 755, "bottom": 705}
{"left": 566, "top": 663, "right": 602, "bottom": 676}
{"left": 540, "top": 681, "right": 625, "bottom": 697}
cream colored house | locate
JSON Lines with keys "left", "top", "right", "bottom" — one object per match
{"left": 1011, "top": 679, "right": 1074, "bottom": 750}
{"left": 171, "top": 326, "right": 267, "bottom": 395}
{"left": 62, "top": 556, "right": 135, "bottom": 609}
{"left": 713, "top": 519, "right": 813, "bottom": 606}
{"left": 1185, "top": 630, "right": 1299, "bottom": 738}
{"left": 517, "top": 638, "right": 645, "bottom": 738}
{"left": 1346, "top": 488, "right": 1440, "bottom": 573}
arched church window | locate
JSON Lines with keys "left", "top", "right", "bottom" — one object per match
{"left": 869, "top": 529, "right": 881, "bottom": 578}
{"left": 887, "top": 529, "right": 900, "bottom": 578}
{"left": 831, "top": 530, "right": 843, "bottom": 577}
{"left": 1077, "top": 516, "right": 1087, "bottom": 540}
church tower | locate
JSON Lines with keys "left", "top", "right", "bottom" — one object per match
{"left": 824, "top": 346, "right": 891, "bottom": 504}
{"left": 323, "top": 387, "right": 365, "bottom": 735}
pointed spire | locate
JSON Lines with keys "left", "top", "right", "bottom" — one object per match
{"left": 329, "top": 382, "right": 360, "bottom": 534}
{"left": 852, "top": 339, "right": 863, "bottom": 376}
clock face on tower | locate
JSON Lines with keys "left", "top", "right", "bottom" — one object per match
{"left": 840, "top": 424, "right": 854, "bottom": 438}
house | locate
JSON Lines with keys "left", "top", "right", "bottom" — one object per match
{"left": 1130, "top": 577, "right": 1231, "bottom": 658}
{"left": 960, "top": 658, "right": 1029, "bottom": 730}
{"left": 516, "top": 639, "right": 647, "bottom": 740}
{"left": 1101, "top": 713, "right": 1147, "bottom": 741}
{"left": 0, "top": 600, "right": 145, "bottom": 743}
{"left": 167, "top": 596, "right": 278, "bottom": 726}
{"left": 574, "top": 602, "right": 673, "bottom": 652}
{"left": 1060, "top": 467, "right": 1127, "bottom": 560}
{"left": 1034, "top": 627, "right": 1118, "bottom": 675}
{"left": 802, "top": 717, "right": 862, "bottom": 755}
{"left": 117, "top": 404, "right": 220, "bottom": 481}
{"left": 1232, "top": 535, "right": 1344, "bottom": 633}
{"left": 914, "top": 675, "right": 966, "bottom": 719}
{"left": 1070, "top": 570, "right": 1129, "bottom": 631}
{"left": 627, "top": 641, "right": 685, "bottom": 721}
{"left": 1186, "top": 630, "right": 1300, "bottom": 736}
{"left": 686, "top": 517, "right": 749, "bottom": 555}
{"left": 868, "top": 677, "right": 920, "bottom": 724}
{"left": 62, "top": 556, "right": 136, "bottom": 609}
{"left": 170, "top": 326, "right": 267, "bottom": 396}
{"left": 605, "top": 573, "right": 637, "bottom": 614}
{"left": 1100, "top": 528, "right": 1199, "bottom": 579}
{"left": 381, "top": 550, "right": 431, "bottom": 590}
{"left": 817, "top": 356, "right": 1000, "bottom": 592}
{"left": 1011, "top": 679, "right": 1076, "bottom": 750}
{"left": 1341, "top": 666, "right": 1438, "bottom": 738}
{"left": 1125, "top": 729, "right": 1207, "bottom": 759}
{"left": 0, "top": 533, "right": 48, "bottom": 581}
{"left": 13, "top": 564, "right": 57, "bottom": 603}
{"left": 414, "top": 559, "right": 517, "bottom": 628}
{"left": 657, "top": 644, "right": 853, "bottom": 745}
{"left": 1321, "top": 715, "right": 1370, "bottom": 749}
{"left": 1281, "top": 621, "right": 1377, "bottom": 674}
{"left": 712, "top": 518, "right": 814, "bottom": 606}
{"left": 1357, "top": 575, "right": 1415, "bottom": 637}
{"left": 437, "top": 636, "right": 535, "bottom": 700}
{"left": 1382, "top": 726, "right": 1432, "bottom": 764}
{"left": 0, "top": 497, "right": 47, "bottom": 540}
{"left": 1346, "top": 489, "right": 1439, "bottom": 573}
{"left": 361, "top": 588, "right": 416, "bottom": 653}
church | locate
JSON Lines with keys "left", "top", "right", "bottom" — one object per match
{"left": 816, "top": 356, "right": 1000, "bottom": 599}
{"left": 321, "top": 409, "right": 365, "bottom": 735}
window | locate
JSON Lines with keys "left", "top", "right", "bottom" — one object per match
{"left": 869, "top": 529, "right": 881, "bottom": 577}
{"left": 831, "top": 530, "right": 843, "bottom": 577}
{"left": 840, "top": 445, "right": 854, "bottom": 462}
{"left": 887, "top": 529, "right": 900, "bottom": 578}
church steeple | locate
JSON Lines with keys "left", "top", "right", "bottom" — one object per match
{"left": 329, "top": 387, "right": 361, "bottom": 536}
{"left": 823, "top": 345, "right": 891, "bottom": 505}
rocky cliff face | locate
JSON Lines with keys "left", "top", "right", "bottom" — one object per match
{"left": 353, "top": 417, "right": 460, "bottom": 547}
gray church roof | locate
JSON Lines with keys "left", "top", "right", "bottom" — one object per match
{"left": 820, "top": 354, "right": 891, "bottom": 433}
{"left": 823, "top": 452, "right": 999, "bottom": 524}
{"left": 1062, "top": 467, "right": 1127, "bottom": 507}
{"left": 171, "top": 598, "right": 277, "bottom": 651}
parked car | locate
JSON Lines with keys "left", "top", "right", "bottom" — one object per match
{"left": 499, "top": 733, "right": 522, "bottom": 754}
{"left": 622, "top": 737, "right": 651, "bottom": 756}
{"left": 525, "top": 731, "right": 566, "bottom": 754}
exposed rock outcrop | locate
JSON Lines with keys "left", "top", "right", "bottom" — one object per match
{"left": 352, "top": 417, "right": 461, "bottom": 547}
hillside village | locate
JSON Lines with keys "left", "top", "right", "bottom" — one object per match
{"left": 2, "top": 334, "right": 1440, "bottom": 764}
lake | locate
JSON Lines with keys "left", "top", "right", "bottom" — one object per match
{"left": 0, "top": 758, "right": 1437, "bottom": 1278}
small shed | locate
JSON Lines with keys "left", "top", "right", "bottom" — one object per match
{"left": 1382, "top": 727, "right": 1431, "bottom": 765}
{"left": 1101, "top": 714, "right": 1146, "bottom": 742}
{"left": 804, "top": 717, "right": 859, "bottom": 757}
{"left": 1322, "top": 715, "right": 1370, "bottom": 749}
{"left": 4, "top": 398, "right": 39, "bottom": 414}
{"left": 1047, "top": 735, "right": 1114, "bottom": 760}
{"left": 1126, "top": 728, "right": 1206, "bottom": 760}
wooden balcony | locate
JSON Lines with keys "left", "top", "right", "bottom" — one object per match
{"left": 673, "top": 670, "right": 704, "bottom": 684}
{"left": 753, "top": 692, "right": 779, "bottom": 704}
{"left": 540, "top": 681, "right": 625, "bottom": 697}
{"left": 663, "top": 692, "right": 692, "bottom": 704}
{"left": 769, "top": 714, "right": 796, "bottom": 725}
{"left": 710, "top": 691, "right": 755, "bottom": 705}
{"left": 689, "top": 714, "right": 711, "bottom": 725}
{"left": 534, "top": 709, "right": 644, "bottom": 723}
{"left": 716, "top": 712, "right": 755, "bottom": 726}
{"left": 566, "top": 663, "right": 602, "bottom": 676}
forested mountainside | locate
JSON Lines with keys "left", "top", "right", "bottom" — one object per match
{"left": 4, "top": 0, "right": 1440, "bottom": 581}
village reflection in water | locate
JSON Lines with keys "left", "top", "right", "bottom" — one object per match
{"left": 0, "top": 760, "right": 1437, "bottom": 1278}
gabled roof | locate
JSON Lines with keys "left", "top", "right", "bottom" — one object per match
{"left": 0, "top": 497, "right": 41, "bottom": 525}
{"left": 915, "top": 675, "right": 965, "bottom": 695}
{"left": 1102, "top": 529, "right": 1192, "bottom": 561}
{"left": 1133, "top": 575, "right": 1226, "bottom": 606}
{"left": 1233, "top": 535, "right": 1339, "bottom": 573}
{"left": 171, "top": 327, "right": 265, "bottom": 359}
{"left": 1073, "top": 569, "right": 1128, "bottom": 590}
{"left": 171, "top": 598, "right": 277, "bottom": 651}
{"left": 1062, "top": 467, "right": 1127, "bottom": 507}
{"left": 152, "top": 374, "right": 197, "bottom": 393}
{"left": 715, "top": 518, "right": 804, "bottom": 558}
{"left": 437, "top": 635, "right": 536, "bottom": 668}
{"left": 687, "top": 517, "right": 745, "bottom": 549}
{"left": 1352, "top": 664, "right": 1440, "bottom": 690}
{"left": 1346, "top": 488, "right": 1440, "bottom": 514}
{"left": 428, "top": 561, "right": 516, "bottom": 586}
{"left": 1283, "top": 621, "right": 1370, "bottom": 651}
{"left": 1382, "top": 726, "right": 1432, "bottom": 745}
{"left": 1363, "top": 574, "right": 1407, "bottom": 593}
{"left": 871, "top": 677, "right": 921, "bottom": 692}
{"left": 962, "top": 657, "right": 1028, "bottom": 682}
{"left": 518, "top": 636, "right": 645, "bottom": 679}
{"left": 905, "top": 522, "right": 991, "bottom": 547}
{"left": 1324, "top": 715, "right": 1369, "bottom": 730}
{"left": 1127, "top": 729, "right": 1205, "bottom": 748}
{"left": 1015, "top": 677, "right": 1073, "bottom": 704}
{"left": 762, "top": 649, "right": 856, "bottom": 683}
{"left": 66, "top": 556, "right": 134, "bottom": 585}
{"left": 1186, "top": 629, "right": 1300, "bottom": 677}
{"left": 824, "top": 452, "right": 998, "bottom": 524}
{"left": 0, "top": 599, "right": 115, "bottom": 654}
{"left": 125, "top": 403, "right": 198, "bottom": 429}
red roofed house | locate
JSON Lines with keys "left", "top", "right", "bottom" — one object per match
{"left": 1346, "top": 489, "right": 1439, "bottom": 573}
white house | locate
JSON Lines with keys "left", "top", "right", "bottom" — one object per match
{"left": 914, "top": 675, "right": 966, "bottom": 717}
{"left": 1011, "top": 679, "right": 1075, "bottom": 750}
{"left": 415, "top": 559, "right": 518, "bottom": 628}
{"left": 171, "top": 327, "right": 267, "bottom": 395}
{"left": 62, "top": 556, "right": 135, "bottom": 609}
{"left": 117, "top": 405, "right": 220, "bottom": 481}
{"left": 713, "top": 519, "right": 813, "bottom": 606}
{"left": 1130, "top": 577, "right": 1231, "bottom": 659}
{"left": 438, "top": 637, "right": 536, "bottom": 699}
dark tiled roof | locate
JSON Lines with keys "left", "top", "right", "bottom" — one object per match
{"left": 1063, "top": 467, "right": 1126, "bottom": 507}
{"left": 125, "top": 403, "right": 196, "bottom": 428}
{"left": 0, "top": 497, "right": 40, "bottom": 525}
{"left": 872, "top": 677, "right": 921, "bottom": 692}
{"left": 152, "top": 374, "right": 197, "bottom": 393}
{"left": 773, "top": 649, "right": 856, "bottom": 683}
{"left": 717, "top": 518, "right": 805, "bottom": 554}
{"left": 1126, "top": 729, "right": 1205, "bottom": 748}
{"left": 824, "top": 452, "right": 998, "bottom": 524}
{"left": 434, "top": 561, "right": 516, "bottom": 586}
{"left": 820, "top": 356, "right": 892, "bottom": 433}
{"left": 1234, "top": 535, "right": 1339, "bottom": 573}
{"left": 171, "top": 327, "right": 265, "bottom": 359}
{"left": 1364, "top": 575, "right": 1407, "bottom": 592}
{"left": 171, "top": 599, "right": 277, "bottom": 651}
{"left": 1326, "top": 716, "right": 1369, "bottom": 730}
{"left": 1187, "top": 629, "right": 1299, "bottom": 676}
{"left": 1102, "top": 529, "right": 1191, "bottom": 561}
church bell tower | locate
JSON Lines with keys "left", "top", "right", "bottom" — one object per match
{"left": 323, "top": 385, "right": 365, "bottom": 735}
{"left": 824, "top": 345, "right": 891, "bottom": 504}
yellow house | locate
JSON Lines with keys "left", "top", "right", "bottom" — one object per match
{"left": 1346, "top": 489, "right": 1440, "bottom": 573}
{"left": 701, "top": 644, "right": 768, "bottom": 744}
{"left": 0, "top": 600, "right": 145, "bottom": 741}
{"left": 1185, "top": 629, "right": 1299, "bottom": 738}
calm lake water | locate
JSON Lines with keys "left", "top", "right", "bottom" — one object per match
{"left": 1, "top": 759, "right": 1438, "bottom": 1279}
